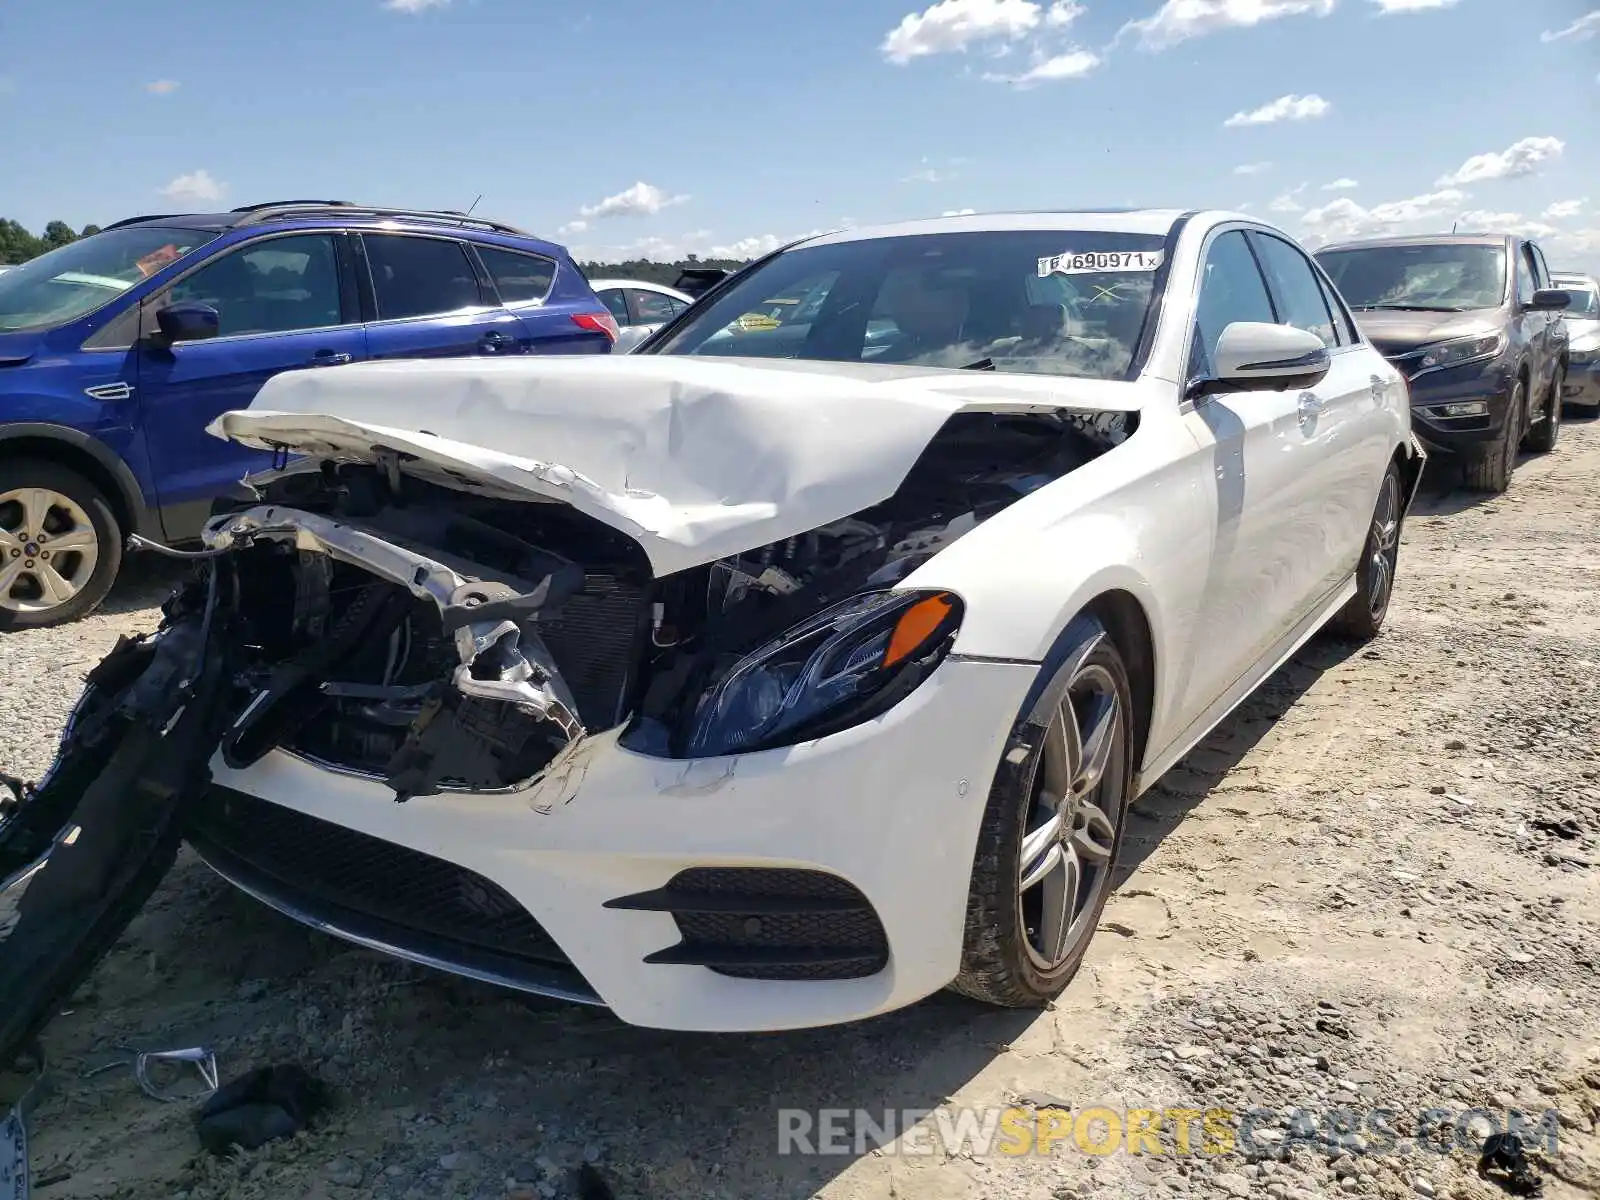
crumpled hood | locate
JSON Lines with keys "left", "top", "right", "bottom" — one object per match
{"left": 0, "top": 330, "right": 41, "bottom": 367}
{"left": 1352, "top": 308, "right": 1502, "bottom": 356}
{"left": 210, "top": 355, "right": 1141, "bottom": 577}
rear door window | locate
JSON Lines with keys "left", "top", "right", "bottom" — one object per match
{"left": 363, "top": 234, "right": 486, "bottom": 321}
{"left": 476, "top": 245, "right": 557, "bottom": 306}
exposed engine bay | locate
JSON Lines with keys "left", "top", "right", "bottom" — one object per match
{"left": 0, "top": 404, "right": 1127, "bottom": 1074}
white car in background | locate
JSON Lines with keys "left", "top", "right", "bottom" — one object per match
{"left": 16, "top": 209, "right": 1425, "bottom": 1037}
{"left": 1554, "top": 271, "right": 1600, "bottom": 412}
{"left": 588, "top": 278, "right": 695, "bottom": 352}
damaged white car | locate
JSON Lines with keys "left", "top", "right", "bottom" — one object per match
{"left": 0, "top": 211, "right": 1423, "bottom": 1045}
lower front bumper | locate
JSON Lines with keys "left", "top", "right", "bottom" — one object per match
{"left": 197, "top": 655, "right": 1038, "bottom": 1032}
{"left": 1563, "top": 362, "right": 1600, "bottom": 407}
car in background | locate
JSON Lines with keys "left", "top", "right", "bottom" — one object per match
{"left": 589, "top": 279, "right": 694, "bottom": 352}
{"left": 1553, "top": 271, "right": 1600, "bottom": 413}
{"left": 0, "top": 202, "right": 618, "bottom": 630}
{"left": 1315, "top": 233, "right": 1569, "bottom": 493}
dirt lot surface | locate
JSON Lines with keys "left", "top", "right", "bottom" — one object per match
{"left": 2, "top": 421, "right": 1598, "bottom": 1200}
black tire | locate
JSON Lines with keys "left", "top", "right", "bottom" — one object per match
{"left": 951, "top": 613, "right": 1135, "bottom": 1007}
{"left": 1327, "top": 460, "right": 1402, "bottom": 641}
{"left": 0, "top": 461, "right": 122, "bottom": 631}
{"left": 1524, "top": 367, "right": 1563, "bottom": 454}
{"left": 1461, "top": 379, "right": 1524, "bottom": 494}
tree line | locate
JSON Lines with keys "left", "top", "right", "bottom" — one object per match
{"left": 2, "top": 219, "right": 746, "bottom": 283}
{"left": 0, "top": 219, "right": 102, "bottom": 265}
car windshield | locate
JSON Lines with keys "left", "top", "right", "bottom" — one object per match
{"left": 648, "top": 229, "right": 1171, "bottom": 380}
{"left": 1559, "top": 286, "right": 1599, "bottom": 318}
{"left": 0, "top": 225, "right": 221, "bottom": 331}
{"left": 1315, "top": 243, "right": 1506, "bottom": 312}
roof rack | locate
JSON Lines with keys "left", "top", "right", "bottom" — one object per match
{"left": 230, "top": 203, "right": 528, "bottom": 235}
{"left": 229, "top": 200, "right": 355, "bottom": 213}
{"left": 98, "top": 212, "right": 205, "bottom": 233}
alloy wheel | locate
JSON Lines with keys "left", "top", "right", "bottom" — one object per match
{"left": 1367, "top": 471, "right": 1401, "bottom": 620}
{"left": 0, "top": 487, "right": 101, "bottom": 615}
{"left": 1018, "top": 654, "right": 1126, "bottom": 970}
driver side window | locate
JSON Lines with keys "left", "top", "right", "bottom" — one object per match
{"left": 1189, "top": 230, "right": 1275, "bottom": 379}
{"left": 1515, "top": 246, "right": 1537, "bottom": 306}
{"left": 165, "top": 234, "right": 343, "bottom": 338}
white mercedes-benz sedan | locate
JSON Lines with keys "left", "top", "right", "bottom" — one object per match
{"left": 5, "top": 210, "right": 1425, "bottom": 1038}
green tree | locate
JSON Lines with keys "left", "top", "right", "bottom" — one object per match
{"left": 80, "top": 224, "right": 102, "bottom": 238}
{"left": 42, "top": 220, "right": 76, "bottom": 251}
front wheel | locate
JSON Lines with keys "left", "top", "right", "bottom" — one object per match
{"left": 1524, "top": 367, "right": 1563, "bottom": 454}
{"left": 0, "top": 462, "right": 122, "bottom": 631}
{"left": 951, "top": 614, "right": 1134, "bottom": 1007}
{"left": 1326, "top": 461, "right": 1402, "bottom": 641}
{"left": 1462, "top": 380, "right": 1523, "bottom": 494}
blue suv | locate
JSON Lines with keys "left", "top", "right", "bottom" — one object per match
{"left": 0, "top": 201, "right": 619, "bottom": 629}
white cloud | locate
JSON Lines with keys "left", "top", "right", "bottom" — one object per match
{"left": 1321, "top": 177, "right": 1359, "bottom": 190}
{"left": 1435, "top": 136, "right": 1565, "bottom": 186}
{"left": 1233, "top": 161, "right": 1272, "bottom": 175}
{"left": 1120, "top": 0, "right": 1334, "bottom": 50}
{"left": 881, "top": 0, "right": 1048, "bottom": 63}
{"left": 383, "top": 0, "right": 450, "bottom": 11}
{"left": 577, "top": 182, "right": 689, "bottom": 220}
{"left": 1541, "top": 10, "right": 1600, "bottom": 41}
{"left": 160, "top": 169, "right": 226, "bottom": 206}
{"left": 1299, "top": 187, "right": 1467, "bottom": 244}
{"left": 145, "top": 80, "right": 180, "bottom": 95}
{"left": 1453, "top": 210, "right": 1559, "bottom": 239}
{"left": 1370, "top": 0, "right": 1461, "bottom": 11}
{"left": 1268, "top": 183, "right": 1310, "bottom": 213}
{"left": 1544, "top": 199, "right": 1585, "bottom": 220}
{"left": 1224, "top": 93, "right": 1330, "bottom": 127}
{"left": 981, "top": 48, "right": 1100, "bottom": 85}
{"left": 557, "top": 220, "right": 588, "bottom": 236}
{"left": 942, "top": 208, "right": 978, "bottom": 216}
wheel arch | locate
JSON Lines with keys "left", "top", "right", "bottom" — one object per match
{"left": 0, "top": 424, "right": 152, "bottom": 540}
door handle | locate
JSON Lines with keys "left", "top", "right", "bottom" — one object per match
{"left": 1297, "top": 391, "right": 1324, "bottom": 421}
{"left": 309, "top": 351, "right": 352, "bottom": 366}
{"left": 479, "top": 331, "right": 516, "bottom": 352}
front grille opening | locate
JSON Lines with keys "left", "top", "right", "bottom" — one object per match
{"left": 222, "top": 537, "right": 647, "bottom": 788}
{"left": 605, "top": 867, "right": 890, "bottom": 982}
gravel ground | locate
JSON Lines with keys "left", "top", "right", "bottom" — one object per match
{"left": 2, "top": 420, "right": 1599, "bottom": 1200}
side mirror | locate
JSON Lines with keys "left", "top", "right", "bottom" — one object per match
{"left": 154, "top": 302, "right": 220, "bottom": 345}
{"left": 1529, "top": 288, "right": 1572, "bottom": 312}
{"left": 1199, "top": 322, "right": 1331, "bottom": 395}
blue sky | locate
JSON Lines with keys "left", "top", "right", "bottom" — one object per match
{"left": 3, "top": 0, "right": 1598, "bottom": 270}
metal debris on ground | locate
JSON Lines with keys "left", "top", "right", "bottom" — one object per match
{"left": 134, "top": 1047, "right": 220, "bottom": 1103}
{"left": 0, "top": 1045, "right": 46, "bottom": 1200}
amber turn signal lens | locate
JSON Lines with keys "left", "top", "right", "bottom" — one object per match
{"left": 883, "top": 593, "right": 956, "bottom": 668}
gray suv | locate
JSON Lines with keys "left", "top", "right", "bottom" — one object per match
{"left": 1316, "top": 233, "right": 1570, "bottom": 493}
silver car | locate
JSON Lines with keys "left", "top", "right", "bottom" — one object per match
{"left": 1554, "top": 272, "right": 1600, "bottom": 412}
{"left": 589, "top": 279, "right": 695, "bottom": 352}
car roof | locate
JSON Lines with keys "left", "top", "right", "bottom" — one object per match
{"left": 1316, "top": 233, "right": 1514, "bottom": 253}
{"left": 796, "top": 208, "right": 1206, "bottom": 249}
{"left": 99, "top": 202, "right": 566, "bottom": 255}
{"left": 587, "top": 279, "right": 694, "bottom": 300}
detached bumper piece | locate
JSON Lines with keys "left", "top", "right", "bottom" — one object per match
{"left": 0, "top": 577, "right": 231, "bottom": 1074}
{"left": 606, "top": 868, "right": 890, "bottom": 981}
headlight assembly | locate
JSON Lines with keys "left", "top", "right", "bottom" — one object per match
{"left": 1412, "top": 332, "right": 1504, "bottom": 376}
{"left": 686, "top": 589, "right": 963, "bottom": 757}
{"left": 1569, "top": 347, "right": 1597, "bottom": 366}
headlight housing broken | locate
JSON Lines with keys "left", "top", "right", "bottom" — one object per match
{"left": 685, "top": 589, "right": 964, "bottom": 758}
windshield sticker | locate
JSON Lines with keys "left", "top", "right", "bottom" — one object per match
{"left": 1038, "top": 250, "right": 1164, "bottom": 278}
